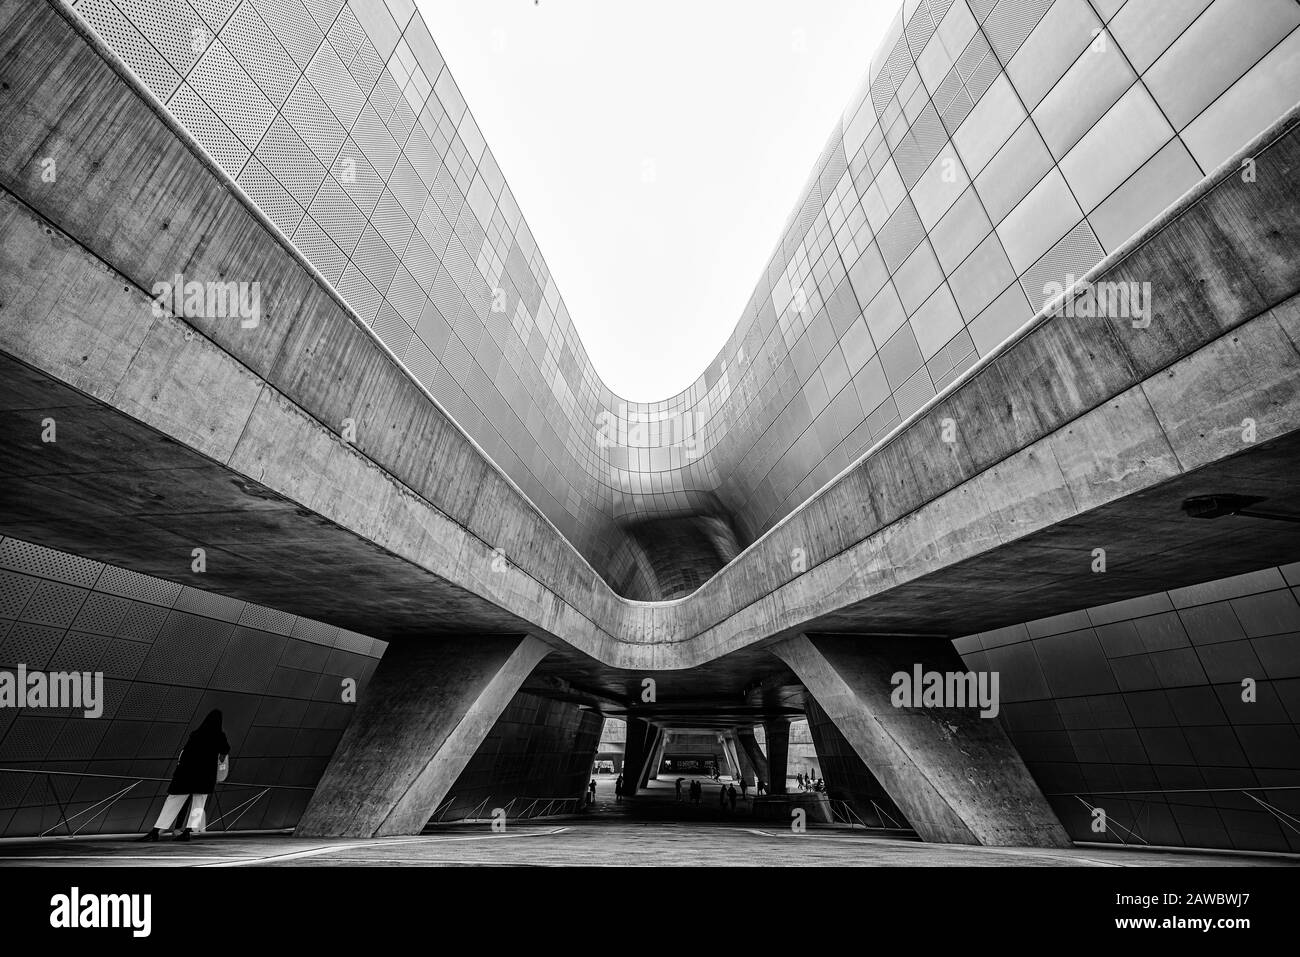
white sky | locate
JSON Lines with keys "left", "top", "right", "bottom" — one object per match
{"left": 415, "top": 0, "right": 897, "bottom": 401}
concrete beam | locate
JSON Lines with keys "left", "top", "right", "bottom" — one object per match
{"left": 295, "top": 635, "right": 549, "bottom": 838}
{"left": 773, "top": 633, "right": 1070, "bottom": 847}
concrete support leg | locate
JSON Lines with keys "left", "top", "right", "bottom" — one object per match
{"left": 736, "top": 727, "right": 769, "bottom": 785}
{"left": 717, "top": 732, "right": 741, "bottom": 779}
{"left": 763, "top": 719, "right": 790, "bottom": 794}
{"left": 728, "top": 731, "right": 758, "bottom": 786}
{"left": 722, "top": 733, "right": 743, "bottom": 780}
{"left": 621, "top": 717, "right": 658, "bottom": 795}
{"left": 773, "top": 633, "right": 1069, "bottom": 847}
{"left": 804, "top": 695, "right": 909, "bottom": 830}
{"left": 296, "top": 634, "right": 549, "bottom": 838}
{"left": 644, "top": 727, "right": 666, "bottom": 784}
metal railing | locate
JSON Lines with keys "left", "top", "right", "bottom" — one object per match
{"left": 827, "top": 798, "right": 915, "bottom": 833}
{"left": 1051, "top": 785, "right": 1300, "bottom": 848}
{"left": 427, "top": 793, "right": 586, "bottom": 824}
{"left": 0, "top": 767, "right": 311, "bottom": 838}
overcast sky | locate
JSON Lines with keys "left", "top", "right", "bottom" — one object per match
{"left": 415, "top": 0, "right": 896, "bottom": 401}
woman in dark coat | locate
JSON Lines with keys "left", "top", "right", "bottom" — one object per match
{"left": 138, "top": 709, "right": 231, "bottom": 842}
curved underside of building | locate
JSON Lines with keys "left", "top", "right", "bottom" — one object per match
{"left": 1, "top": 0, "right": 1299, "bottom": 852}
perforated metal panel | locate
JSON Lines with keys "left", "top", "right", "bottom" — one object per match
{"left": 985, "top": 0, "right": 1058, "bottom": 62}
{"left": 47, "top": 631, "right": 108, "bottom": 672}
{"left": 187, "top": 39, "right": 277, "bottom": 147}
{"left": 74, "top": 0, "right": 183, "bottom": 100}
{"left": 335, "top": 265, "right": 383, "bottom": 322}
{"left": 166, "top": 82, "right": 251, "bottom": 172}
{"left": 173, "top": 585, "right": 244, "bottom": 623}
{"left": 2, "top": 718, "right": 62, "bottom": 761}
{"left": 97, "top": 639, "right": 150, "bottom": 681}
{"left": 256, "top": 116, "right": 328, "bottom": 204}
{"left": 237, "top": 158, "right": 305, "bottom": 235}
{"left": 0, "top": 623, "right": 64, "bottom": 669}
{"left": 0, "top": 538, "right": 102, "bottom": 587}
{"left": 251, "top": 0, "right": 322, "bottom": 69}
{"left": 291, "top": 217, "right": 349, "bottom": 283}
{"left": 220, "top": 1, "right": 298, "bottom": 106}
{"left": 372, "top": 303, "right": 414, "bottom": 354}
{"left": 1018, "top": 218, "right": 1106, "bottom": 314}
{"left": 289, "top": 616, "right": 337, "bottom": 647}
{"left": 0, "top": 571, "right": 38, "bottom": 620}
{"left": 135, "top": 612, "right": 234, "bottom": 685}
{"left": 16, "top": 581, "right": 87, "bottom": 629}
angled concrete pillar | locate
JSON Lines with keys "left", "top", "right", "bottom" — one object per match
{"left": 762, "top": 719, "right": 790, "bottom": 794}
{"left": 644, "top": 727, "right": 666, "bottom": 784}
{"left": 717, "top": 732, "right": 742, "bottom": 779}
{"left": 621, "top": 717, "right": 660, "bottom": 795}
{"left": 717, "top": 738, "right": 748, "bottom": 780}
{"left": 644, "top": 728, "right": 665, "bottom": 780}
{"left": 728, "top": 731, "right": 758, "bottom": 786}
{"left": 296, "top": 634, "right": 549, "bottom": 838}
{"left": 774, "top": 633, "right": 1069, "bottom": 847}
{"left": 736, "top": 727, "right": 769, "bottom": 784}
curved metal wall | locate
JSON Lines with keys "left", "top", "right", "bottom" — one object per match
{"left": 66, "top": 0, "right": 1300, "bottom": 597}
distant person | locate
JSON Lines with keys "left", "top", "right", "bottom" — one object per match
{"left": 690, "top": 779, "right": 701, "bottom": 805}
{"left": 676, "top": 777, "right": 685, "bottom": 802}
{"left": 728, "top": 784, "right": 738, "bottom": 812}
{"left": 739, "top": 777, "right": 748, "bottom": 800}
{"left": 757, "top": 778, "right": 767, "bottom": 796}
{"left": 796, "top": 772, "right": 805, "bottom": 790}
{"left": 719, "top": 783, "right": 727, "bottom": 808}
{"left": 588, "top": 779, "right": 597, "bottom": 804}
{"left": 615, "top": 774, "right": 624, "bottom": 803}
{"left": 138, "top": 709, "right": 230, "bottom": 843}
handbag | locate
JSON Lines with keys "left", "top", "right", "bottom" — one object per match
{"left": 216, "top": 754, "right": 230, "bottom": 783}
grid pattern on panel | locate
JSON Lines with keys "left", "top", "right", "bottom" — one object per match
{"left": 955, "top": 566, "right": 1300, "bottom": 853}
{"left": 0, "top": 537, "right": 384, "bottom": 836}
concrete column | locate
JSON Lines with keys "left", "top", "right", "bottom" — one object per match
{"left": 773, "top": 633, "right": 1069, "bottom": 847}
{"left": 762, "top": 719, "right": 790, "bottom": 794}
{"left": 736, "top": 727, "right": 769, "bottom": 784}
{"left": 641, "top": 727, "right": 664, "bottom": 786}
{"left": 621, "top": 717, "right": 658, "bottom": 795}
{"left": 644, "top": 727, "right": 667, "bottom": 784}
{"left": 296, "top": 634, "right": 549, "bottom": 838}
{"left": 728, "top": 731, "right": 758, "bottom": 786}
{"left": 716, "top": 732, "right": 741, "bottom": 779}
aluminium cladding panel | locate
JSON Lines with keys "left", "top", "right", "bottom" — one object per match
{"left": 0, "top": 535, "right": 385, "bottom": 836}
